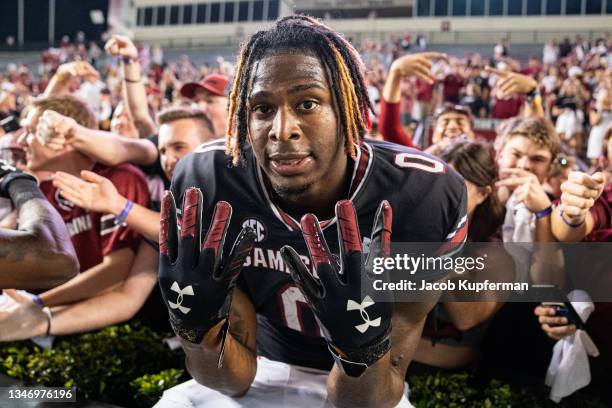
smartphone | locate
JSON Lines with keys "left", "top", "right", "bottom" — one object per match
{"left": 531, "top": 284, "right": 585, "bottom": 330}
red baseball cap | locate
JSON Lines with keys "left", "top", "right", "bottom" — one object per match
{"left": 180, "top": 74, "right": 229, "bottom": 99}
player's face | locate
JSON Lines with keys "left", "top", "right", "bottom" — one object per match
{"left": 247, "top": 53, "right": 344, "bottom": 199}
{"left": 433, "top": 112, "right": 473, "bottom": 144}
{"left": 159, "top": 119, "right": 208, "bottom": 180}
{"left": 21, "top": 108, "right": 63, "bottom": 171}
{"left": 497, "top": 135, "right": 552, "bottom": 183}
{"left": 192, "top": 89, "right": 228, "bottom": 138}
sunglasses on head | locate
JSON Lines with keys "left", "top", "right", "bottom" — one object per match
{"left": 435, "top": 104, "right": 472, "bottom": 118}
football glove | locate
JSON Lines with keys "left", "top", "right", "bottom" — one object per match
{"left": 281, "top": 200, "right": 394, "bottom": 377}
{"left": 159, "top": 187, "right": 256, "bottom": 345}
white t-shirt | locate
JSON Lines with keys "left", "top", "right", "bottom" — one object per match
{"left": 76, "top": 80, "right": 106, "bottom": 117}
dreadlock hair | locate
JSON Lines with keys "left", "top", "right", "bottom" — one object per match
{"left": 226, "top": 15, "right": 373, "bottom": 165}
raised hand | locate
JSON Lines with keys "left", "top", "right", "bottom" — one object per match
{"left": 496, "top": 168, "right": 551, "bottom": 213}
{"left": 56, "top": 61, "right": 100, "bottom": 82}
{"left": 104, "top": 34, "right": 138, "bottom": 60}
{"left": 35, "top": 110, "right": 77, "bottom": 150}
{"left": 389, "top": 52, "right": 448, "bottom": 84}
{"left": 158, "top": 188, "right": 256, "bottom": 344}
{"left": 52, "top": 170, "right": 122, "bottom": 215}
{"left": 281, "top": 200, "right": 393, "bottom": 377}
{"left": 559, "top": 171, "right": 606, "bottom": 225}
{"left": 486, "top": 66, "right": 537, "bottom": 99}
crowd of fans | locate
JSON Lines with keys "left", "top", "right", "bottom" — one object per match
{"left": 0, "top": 28, "right": 610, "bottom": 405}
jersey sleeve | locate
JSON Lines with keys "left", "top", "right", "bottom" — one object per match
{"left": 421, "top": 173, "right": 467, "bottom": 282}
{"left": 100, "top": 165, "right": 150, "bottom": 256}
{"left": 434, "top": 184, "right": 468, "bottom": 258}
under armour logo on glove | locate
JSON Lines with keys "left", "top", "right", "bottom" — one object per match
{"left": 168, "top": 282, "right": 194, "bottom": 314}
{"left": 281, "top": 200, "right": 394, "bottom": 362}
{"left": 347, "top": 296, "right": 381, "bottom": 333}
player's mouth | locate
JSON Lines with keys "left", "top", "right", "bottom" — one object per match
{"left": 268, "top": 153, "right": 313, "bottom": 176}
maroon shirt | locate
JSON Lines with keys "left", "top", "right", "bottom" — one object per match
{"left": 416, "top": 78, "right": 435, "bottom": 102}
{"left": 582, "top": 184, "right": 611, "bottom": 365}
{"left": 443, "top": 74, "right": 464, "bottom": 103}
{"left": 586, "top": 184, "right": 612, "bottom": 242}
{"left": 40, "top": 163, "right": 149, "bottom": 271}
{"left": 492, "top": 95, "right": 524, "bottom": 119}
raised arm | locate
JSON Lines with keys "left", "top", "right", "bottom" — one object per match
{"left": 0, "top": 161, "right": 78, "bottom": 288}
{"left": 380, "top": 52, "right": 446, "bottom": 147}
{"left": 158, "top": 189, "right": 258, "bottom": 396}
{"left": 485, "top": 66, "right": 543, "bottom": 118}
{"left": 327, "top": 300, "right": 436, "bottom": 408}
{"left": 105, "top": 35, "right": 157, "bottom": 138}
{"left": 37, "top": 110, "right": 158, "bottom": 167}
{"left": 280, "top": 200, "right": 436, "bottom": 408}
{"left": 551, "top": 171, "right": 605, "bottom": 242}
{"left": 42, "top": 61, "right": 100, "bottom": 98}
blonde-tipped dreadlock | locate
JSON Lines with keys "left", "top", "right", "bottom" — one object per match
{"left": 225, "top": 15, "right": 373, "bottom": 166}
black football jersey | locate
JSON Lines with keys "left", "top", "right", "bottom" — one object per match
{"left": 170, "top": 139, "right": 467, "bottom": 370}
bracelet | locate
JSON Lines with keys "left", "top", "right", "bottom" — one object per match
{"left": 115, "top": 200, "right": 134, "bottom": 226}
{"left": 121, "top": 56, "right": 136, "bottom": 65}
{"left": 32, "top": 294, "right": 44, "bottom": 308}
{"left": 123, "top": 77, "right": 141, "bottom": 83}
{"left": 535, "top": 205, "right": 552, "bottom": 219}
{"left": 559, "top": 207, "right": 585, "bottom": 228}
{"left": 42, "top": 307, "right": 52, "bottom": 336}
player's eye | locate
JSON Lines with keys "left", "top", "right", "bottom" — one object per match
{"left": 298, "top": 100, "right": 318, "bottom": 111}
{"left": 252, "top": 104, "right": 272, "bottom": 115}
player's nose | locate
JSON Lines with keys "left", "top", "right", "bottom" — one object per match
{"left": 269, "top": 107, "right": 300, "bottom": 142}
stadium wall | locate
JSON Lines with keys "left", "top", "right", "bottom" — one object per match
{"left": 131, "top": 15, "right": 611, "bottom": 46}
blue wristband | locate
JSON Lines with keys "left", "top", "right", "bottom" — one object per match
{"left": 121, "top": 56, "right": 136, "bottom": 65}
{"left": 115, "top": 200, "right": 134, "bottom": 226}
{"left": 559, "top": 207, "right": 585, "bottom": 228}
{"left": 31, "top": 294, "right": 44, "bottom": 308}
{"left": 534, "top": 206, "right": 552, "bottom": 219}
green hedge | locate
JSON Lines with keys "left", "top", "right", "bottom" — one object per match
{"left": 0, "top": 322, "right": 605, "bottom": 407}
{"left": 0, "top": 323, "right": 186, "bottom": 407}
{"left": 130, "top": 368, "right": 185, "bottom": 407}
{"left": 410, "top": 372, "right": 604, "bottom": 408}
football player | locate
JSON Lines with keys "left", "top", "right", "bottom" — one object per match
{"left": 156, "top": 16, "right": 467, "bottom": 408}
